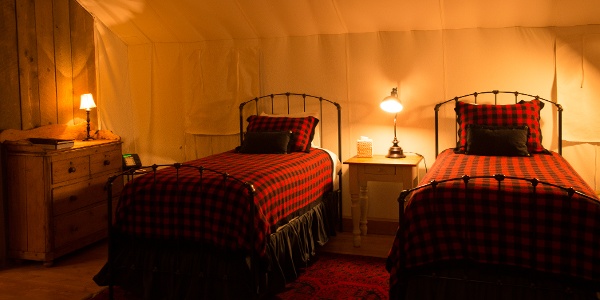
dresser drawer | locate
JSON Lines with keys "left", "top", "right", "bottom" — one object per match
{"left": 52, "top": 175, "right": 123, "bottom": 216}
{"left": 363, "top": 165, "right": 396, "bottom": 175}
{"left": 90, "top": 148, "right": 122, "bottom": 175}
{"left": 52, "top": 156, "right": 90, "bottom": 184}
{"left": 53, "top": 202, "right": 108, "bottom": 250}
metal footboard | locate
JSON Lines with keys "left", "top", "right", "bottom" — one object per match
{"left": 394, "top": 174, "right": 599, "bottom": 299}
{"left": 104, "top": 164, "right": 256, "bottom": 300}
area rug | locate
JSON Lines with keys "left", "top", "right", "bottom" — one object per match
{"left": 87, "top": 252, "right": 389, "bottom": 300}
{"left": 273, "top": 252, "right": 389, "bottom": 300}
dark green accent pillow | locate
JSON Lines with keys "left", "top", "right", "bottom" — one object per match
{"left": 238, "top": 131, "right": 292, "bottom": 154}
{"left": 466, "top": 125, "right": 530, "bottom": 156}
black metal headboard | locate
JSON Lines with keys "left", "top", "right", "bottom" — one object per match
{"left": 238, "top": 92, "right": 342, "bottom": 162}
{"left": 434, "top": 90, "right": 563, "bottom": 157}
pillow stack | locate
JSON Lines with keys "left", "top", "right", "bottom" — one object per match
{"left": 238, "top": 114, "right": 319, "bottom": 154}
{"left": 455, "top": 99, "right": 546, "bottom": 156}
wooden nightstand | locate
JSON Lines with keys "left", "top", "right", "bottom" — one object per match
{"left": 344, "top": 154, "right": 423, "bottom": 247}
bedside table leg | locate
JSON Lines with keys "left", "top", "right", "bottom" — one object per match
{"left": 350, "top": 191, "right": 362, "bottom": 247}
{"left": 359, "top": 185, "right": 368, "bottom": 236}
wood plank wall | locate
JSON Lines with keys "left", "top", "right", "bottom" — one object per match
{"left": 0, "top": 0, "right": 96, "bottom": 267}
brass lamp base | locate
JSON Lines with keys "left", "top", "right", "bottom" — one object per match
{"left": 386, "top": 145, "right": 406, "bottom": 158}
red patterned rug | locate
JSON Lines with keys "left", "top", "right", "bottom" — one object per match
{"left": 88, "top": 252, "right": 389, "bottom": 300}
{"left": 273, "top": 252, "right": 389, "bottom": 300}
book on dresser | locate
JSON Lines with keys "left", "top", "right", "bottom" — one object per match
{"left": 29, "top": 138, "right": 74, "bottom": 149}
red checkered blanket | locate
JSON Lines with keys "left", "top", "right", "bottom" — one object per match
{"left": 115, "top": 149, "right": 334, "bottom": 256}
{"left": 387, "top": 149, "right": 600, "bottom": 287}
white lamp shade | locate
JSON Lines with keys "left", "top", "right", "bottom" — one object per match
{"left": 380, "top": 96, "right": 403, "bottom": 113}
{"left": 80, "top": 93, "right": 97, "bottom": 110}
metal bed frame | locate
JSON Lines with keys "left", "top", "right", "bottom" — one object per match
{"left": 102, "top": 92, "right": 343, "bottom": 300}
{"left": 392, "top": 90, "right": 598, "bottom": 299}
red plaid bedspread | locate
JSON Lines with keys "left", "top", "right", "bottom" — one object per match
{"left": 387, "top": 149, "right": 600, "bottom": 287}
{"left": 115, "top": 149, "right": 334, "bottom": 256}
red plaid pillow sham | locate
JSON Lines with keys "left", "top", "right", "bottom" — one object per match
{"left": 246, "top": 115, "right": 318, "bottom": 152}
{"left": 455, "top": 99, "right": 545, "bottom": 153}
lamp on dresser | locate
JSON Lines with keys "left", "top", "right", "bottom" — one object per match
{"left": 380, "top": 87, "right": 405, "bottom": 158}
{"left": 80, "top": 93, "right": 97, "bottom": 141}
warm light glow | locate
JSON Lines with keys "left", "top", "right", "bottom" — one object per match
{"left": 380, "top": 88, "right": 403, "bottom": 113}
{"left": 80, "top": 93, "right": 97, "bottom": 110}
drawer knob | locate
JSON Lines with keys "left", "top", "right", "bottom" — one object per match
{"left": 68, "top": 166, "right": 76, "bottom": 173}
{"left": 69, "top": 195, "right": 77, "bottom": 202}
{"left": 103, "top": 160, "right": 111, "bottom": 166}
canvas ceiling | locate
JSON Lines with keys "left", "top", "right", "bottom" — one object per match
{"left": 77, "top": 1, "right": 600, "bottom": 213}
{"left": 78, "top": 0, "right": 600, "bottom": 43}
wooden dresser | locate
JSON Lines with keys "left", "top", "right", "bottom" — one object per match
{"left": 3, "top": 139, "right": 123, "bottom": 266}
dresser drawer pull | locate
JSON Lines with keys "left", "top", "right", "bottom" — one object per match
{"left": 68, "top": 166, "right": 76, "bottom": 173}
{"left": 69, "top": 195, "right": 78, "bottom": 202}
{"left": 103, "top": 160, "right": 111, "bottom": 166}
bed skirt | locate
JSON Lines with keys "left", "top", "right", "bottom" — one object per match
{"left": 93, "top": 191, "right": 339, "bottom": 300}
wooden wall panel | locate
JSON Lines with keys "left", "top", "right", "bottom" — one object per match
{"left": 16, "top": 0, "right": 41, "bottom": 129}
{"left": 70, "top": 0, "right": 96, "bottom": 127}
{"left": 0, "top": 0, "right": 21, "bottom": 130}
{"left": 54, "top": 0, "right": 74, "bottom": 125}
{"left": 35, "top": 0, "right": 58, "bottom": 126}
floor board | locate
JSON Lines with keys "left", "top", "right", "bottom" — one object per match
{"left": 0, "top": 232, "right": 394, "bottom": 299}
{"left": 0, "top": 241, "right": 108, "bottom": 300}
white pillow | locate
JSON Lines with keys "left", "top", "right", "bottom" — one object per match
{"left": 259, "top": 112, "right": 321, "bottom": 148}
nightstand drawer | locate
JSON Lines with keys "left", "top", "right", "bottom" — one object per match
{"left": 364, "top": 165, "right": 396, "bottom": 175}
{"left": 90, "top": 148, "right": 122, "bottom": 175}
{"left": 52, "top": 156, "right": 90, "bottom": 183}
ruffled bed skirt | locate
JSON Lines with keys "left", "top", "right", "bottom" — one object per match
{"left": 392, "top": 262, "right": 598, "bottom": 300}
{"left": 94, "top": 192, "right": 338, "bottom": 300}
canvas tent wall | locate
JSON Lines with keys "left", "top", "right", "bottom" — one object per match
{"left": 79, "top": 0, "right": 600, "bottom": 219}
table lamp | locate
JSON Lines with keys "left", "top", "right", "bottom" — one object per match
{"left": 80, "top": 93, "right": 96, "bottom": 141}
{"left": 380, "top": 87, "right": 405, "bottom": 158}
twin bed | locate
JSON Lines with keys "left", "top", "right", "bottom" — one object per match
{"left": 387, "top": 91, "right": 600, "bottom": 299}
{"left": 93, "top": 93, "right": 342, "bottom": 299}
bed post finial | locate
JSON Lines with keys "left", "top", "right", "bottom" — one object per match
{"left": 529, "top": 178, "right": 539, "bottom": 186}
{"left": 493, "top": 174, "right": 506, "bottom": 182}
{"left": 567, "top": 187, "right": 575, "bottom": 197}
{"left": 462, "top": 175, "right": 470, "bottom": 184}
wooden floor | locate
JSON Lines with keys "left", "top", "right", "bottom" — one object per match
{"left": 0, "top": 232, "right": 395, "bottom": 300}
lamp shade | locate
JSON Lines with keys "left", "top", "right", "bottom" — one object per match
{"left": 80, "top": 93, "right": 96, "bottom": 110}
{"left": 380, "top": 88, "right": 403, "bottom": 113}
